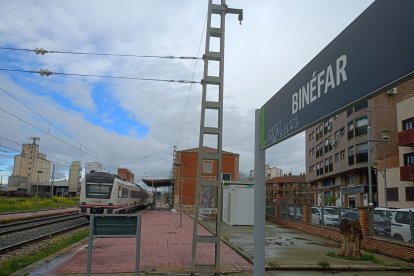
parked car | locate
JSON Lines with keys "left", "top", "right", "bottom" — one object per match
{"left": 287, "top": 206, "right": 303, "bottom": 220}
{"left": 391, "top": 208, "right": 414, "bottom": 242}
{"left": 311, "top": 206, "right": 340, "bottom": 226}
{"left": 342, "top": 210, "right": 391, "bottom": 237}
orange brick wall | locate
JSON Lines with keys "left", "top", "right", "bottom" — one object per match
{"left": 267, "top": 211, "right": 414, "bottom": 260}
{"left": 175, "top": 150, "right": 239, "bottom": 205}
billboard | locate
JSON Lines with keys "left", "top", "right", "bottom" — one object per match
{"left": 260, "top": 0, "right": 414, "bottom": 149}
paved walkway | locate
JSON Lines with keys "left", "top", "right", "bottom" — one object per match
{"left": 11, "top": 208, "right": 414, "bottom": 275}
{"left": 30, "top": 210, "right": 252, "bottom": 275}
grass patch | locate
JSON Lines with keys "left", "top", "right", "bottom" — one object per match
{"left": 326, "top": 251, "right": 385, "bottom": 265}
{"left": 0, "top": 196, "right": 79, "bottom": 213}
{"left": 317, "top": 259, "right": 330, "bottom": 268}
{"left": 0, "top": 228, "right": 88, "bottom": 276}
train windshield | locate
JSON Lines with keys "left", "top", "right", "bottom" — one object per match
{"left": 86, "top": 183, "right": 113, "bottom": 199}
{"left": 85, "top": 172, "right": 115, "bottom": 199}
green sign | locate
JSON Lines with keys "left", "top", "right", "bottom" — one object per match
{"left": 93, "top": 215, "right": 138, "bottom": 236}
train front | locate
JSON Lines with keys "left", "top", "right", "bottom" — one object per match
{"left": 79, "top": 171, "right": 116, "bottom": 216}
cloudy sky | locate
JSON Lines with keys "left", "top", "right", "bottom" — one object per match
{"left": 0, "top": 0, "right": 374, "bottom": 185}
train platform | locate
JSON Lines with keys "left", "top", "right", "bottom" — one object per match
{"left": 24, "top": 209, "right": 252, "bottom": 275}
{"left": 13, "top": 208, "right": 414, "bottom": 275}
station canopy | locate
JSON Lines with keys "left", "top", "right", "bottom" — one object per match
{"left": 141, "top": 178, "right": 173, "bottom": 189}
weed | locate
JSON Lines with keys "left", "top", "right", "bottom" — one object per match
{"left": 0, "top": 228, "right": 88, "bottom": 276}
{"left": 317, "top": 259, "right": 330, "bottom": 268}
{"left": 0, "top": 196, "right": 79, "bottom": 213}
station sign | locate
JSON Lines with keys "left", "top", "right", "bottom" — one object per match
{"left": 260, "top": 0, "right": 414, "bottom": 149}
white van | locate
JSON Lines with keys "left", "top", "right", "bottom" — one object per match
{"left": 391, "top": 208, "right": 414, "bottom": 242}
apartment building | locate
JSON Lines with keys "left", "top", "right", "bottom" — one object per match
{"left": 68, "top": 161, "right": 81, "bottom": 196}
{"left": 376, "top": 94, "right": 414, "bottom": 208}
{"left": 173, "top": 146, "right": 239, "bottom": 208}
{"left": 9, "top": 141, "right": 51, "bottom": 193}
{"left": 266, "top": 174, "right": 307, "bottom": 205}
{"left": 249, "top": 165, "right": 283, "bottom": 181}
{"left": 305, "top": 79, "right": 414, "bottom": 208}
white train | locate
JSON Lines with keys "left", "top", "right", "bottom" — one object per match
{"left": 79, "top": 171, "right": 153, "bottom": 216}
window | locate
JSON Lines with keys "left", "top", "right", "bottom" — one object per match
{"left": 222, "top": 173, "right": 231, "bottom": 181}
{"left": 402, "top": 117, "right": 414, "bottom": 131}
{"left": 324, "top": 158, "right": 329, "bottom": 173}
{"left": 348, "top": 146, "right": 355, "bottom": 165}
{"left": 335, "top": 153, "right": 340, "bottom": 162}
{"left": 316, "top": 163, "right": 320, "bottom": 176}
{"left": 348, "top": 121, "right": 354, "bottom": 140}
{"left": 309, "top": 131, "right": 315, "bottom": 141}
{"left": 121, "top": 187, "right": 129, "bottom": 198}
{"left": 309, "top": 165, "right": 315, "bottom": 173}
{"left": 355, "top": 116, "right": 368, "bottom": 136}
{"left": 406, "top": 187, "right": 414, "bottom": 201}
{"left": 324, "top": 118, "right": 333, "bottom": 134}
{"left": 309, "top": 148, "right": 315, "bottom": 157}
{"left": 340, "top": 150, "right": 345, "bottom": 160}
{"left": 346, "top": 175, "right": 354, "bottom": 185}
{"left": 356, "top": 143, "right": 368, "bottom": 163}
{"left": 404, "top": 153, "right": 414, "bottom": 166}
{"left": 203, "top": 160, "right": 213, "bottom": 174}
{"left": 329, "top": 156, "right": 333, "bottom": 172}
{"left": 86, "top": 183, "right": 113, "bottom": 199}
{"left": 316, "top": 124, "right": 323, "bottom": 141}
{"left": 316, "top": 143, "right": 323, "bottom": 158}
{"left": 347, "top": 106, "right": 354, "bottom": 117}
{"left": 339, "top": 127, "right": 345, "bottom": 137}
{"left": 324, "top": 136, "right": 333, "bottom": 153}
{"left": 387, "top": 188, "right": 399, "bottom": 201}
{"left": 354, "top": 101, "right": 368, "bottom": 112}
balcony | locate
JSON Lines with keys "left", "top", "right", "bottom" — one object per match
{"left": 400, "top": 166, "right": 414, "bottom": 181}
{"left": 399, "top": 128, "right": 414, "bottom": 147}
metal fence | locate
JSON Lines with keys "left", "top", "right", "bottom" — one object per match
{"left": 266, "top": 203, "right": 414, "bottom": 244}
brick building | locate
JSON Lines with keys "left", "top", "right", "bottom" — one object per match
{"left": 376, "top": 94, "right": 414, "bottom": 208}
{"left": 305, "top": 79, "right": 414, "bottom": 208}
{"left": 173, "top": 147, "right": 239, "bottom": 208}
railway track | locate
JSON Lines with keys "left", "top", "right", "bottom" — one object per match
{"left": 0, "top": 213, "right": 89, "bottom": 253}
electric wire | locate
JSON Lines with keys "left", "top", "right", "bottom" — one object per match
{"left": 175, "top": 12, "right": 207, "bottom": 148}
{"left": 0, "top": 86, "right": 111, "bottom": 167}
{"left": 0, "top": 136, "right": 72, "bottom": 168}
{"left": 0, "top": 46, "right": 202, "bottom": 60}
{"left": 0, "top": 107, "right": 119, "bottom": 170}
{"left": 132, "top": 146, "right": 175, "bottom": 163}
{"left": 0, "top": 68, "right": 201, "bottom": 84}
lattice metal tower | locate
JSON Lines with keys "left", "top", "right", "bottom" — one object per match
{"left": 191, "top": 1, "right": 242, "bottom": 274}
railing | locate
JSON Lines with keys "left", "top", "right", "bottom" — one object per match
{"left": 266, "top": 203, "right": 414, "bottom": 245}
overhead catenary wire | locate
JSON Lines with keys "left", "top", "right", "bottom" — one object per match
{"left": 175, "top": 12, "right": 208, "bottom": 148}
{"left": 0, "top": 135, "right": 73, "bottom": 167}
{"left": 0, "top": 85, "right": 180, "bottom": 173}
{"left": 0, "top": 68, "right": 201, "bottom": 84}
{"left": 0, "top": 46, "right": 202, "bottom": 60}
{"left": 0, "top": 86, "right": 110, "bottom": 166}
{"left": 0, "top": 106, "right": 120, "bottom": 170}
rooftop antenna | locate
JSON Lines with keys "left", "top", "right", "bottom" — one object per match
{"left": 29, "top": 137, "right": 40, "bottom": 145}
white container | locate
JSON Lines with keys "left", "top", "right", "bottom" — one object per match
{"left": 222, "top": 183, "right": 254, "bottom": 226}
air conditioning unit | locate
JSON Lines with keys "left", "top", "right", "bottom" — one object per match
{"left": 387, "top": 87, "right": 397, "bottom": 95}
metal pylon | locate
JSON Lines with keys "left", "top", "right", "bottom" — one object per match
{"left": 191, "top": 1, "right": 242, "bottom": 274}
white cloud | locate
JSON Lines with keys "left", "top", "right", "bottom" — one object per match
{"left": 0, "top": 0, "right": 375, "bottom": 183}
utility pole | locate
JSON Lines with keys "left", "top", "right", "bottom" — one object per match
{"left": 191, "top": 1, "right": 242, "bottom": 274}
{"left": 50, "top": 163, "right": 55, "bottom": 197}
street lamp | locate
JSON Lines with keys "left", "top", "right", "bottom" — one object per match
{"left": 173, "top": 162, "right": 183, "bottom": 227}
{"left": 367, "top": 128, "right": 390, "bottom": 208}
